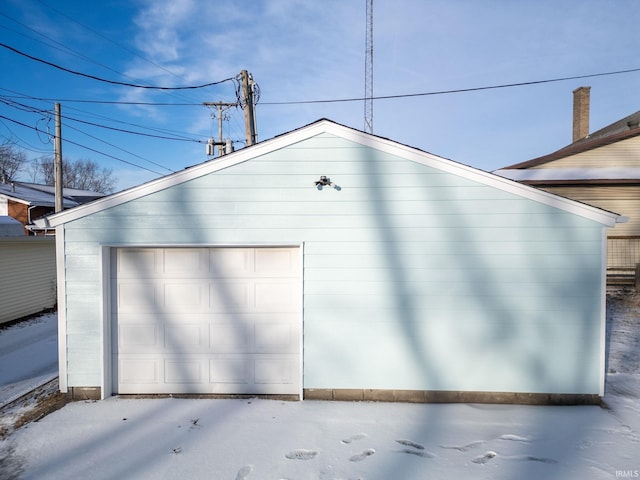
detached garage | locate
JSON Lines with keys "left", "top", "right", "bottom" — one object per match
{"left": 39, "top": 119, "right": 622, "bottom": 403}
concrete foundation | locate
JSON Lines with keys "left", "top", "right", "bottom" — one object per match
{"left": 67, "top": 387, "right": 102, "bottom": 401}
{"left": 303, "top": 389, "right": 602, "bottom": 405}
{"left": 67, "top": 387, "right": 601, "bottom": 405}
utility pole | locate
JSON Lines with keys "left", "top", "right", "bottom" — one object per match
{"left": 217, "top": 104, "right": 224, "bottom": 154}
{"left": 203, "top": 102, "right": 237, "bottom": 156}
{"left": 203, "top": 70, "right": 257, "bottom": 155}
{"left": 54, "top": 102, "right": 63, "bottom": 212}
{"left": 240, "top": 70, "right": 257, "bottom": 146}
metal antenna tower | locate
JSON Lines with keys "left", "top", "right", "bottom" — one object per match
{"left": 364, "top": 0, "right": 373, "bottom": 133}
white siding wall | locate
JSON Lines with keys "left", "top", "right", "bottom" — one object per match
{"left": 0, "top": 237, "right": 56, "bottom": 324}
{"left": 62, "top": 133, "right": 606, "bottom": 394}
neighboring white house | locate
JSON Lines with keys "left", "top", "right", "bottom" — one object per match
{"left": 37, "top": 119, "right": 622, "bottom": 403}
{"left": 0, "top": 235, "right": 56, "bottom": 324}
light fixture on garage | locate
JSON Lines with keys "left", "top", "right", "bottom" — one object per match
{"left": 315, "top": 176, "right": 341, "bottom": 191}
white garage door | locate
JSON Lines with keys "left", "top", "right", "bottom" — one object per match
{"left": 111, "top": 247, "right": 301, "bottom": 395}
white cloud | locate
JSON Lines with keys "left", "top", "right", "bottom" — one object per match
{"left": 133, "top": 0, "right": 197, "bottom": 62}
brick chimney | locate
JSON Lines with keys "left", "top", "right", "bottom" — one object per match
{"left": 572, "top": 86, "right": 590, "bottom": 142}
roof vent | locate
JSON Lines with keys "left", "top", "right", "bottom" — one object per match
{"left": 627, "top": 119, "right": 639, "bottom": 129}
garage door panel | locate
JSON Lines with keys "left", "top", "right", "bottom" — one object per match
{"left": 165, "top": 359, "right": 205, "bottom": 384}
{"left": 209, "top": 323, "right": 251, "bottom": 352}
{"left": 255, "top": 281, "right": 301, "bottom": 310}
{"left": 255, "top": 357, "right": 296, "bottom": 384}
{"left": 165, "top": 324, "right": 207, "bottom": 350}
{"left": 254, "top": 323, "right": 296, "bottom": 353}
{"left": 116, "top": 355, "right": 295, "bottom": 394}
{"left": 209, "top": 248, "right": 252, "bottom": 277}
{"left": 112, "top": 247, "right": 301, "bottom": 395}
{"left": 164, "top": 283, "right": 207, "bottom": 311}
{"left": 210, "top": 356, "right": 251, "bottom": 384}
{"left": 119, "top": 324, "right": 159, "bottom": 351}
{"left": 117, "top": 282, "right": 159, "bottom": 311}
{"left": 119, "top": 358, "right": 160, "bottom": 385}
{"left": 164, "top": 248, "right": 207, "bottom": 274}
{"left": 210, "top": 281, "right": 251, "bottom": 311}
{"left": 255, "top": 248, "right": 298, "bottom": 274}
{"left": 117, "top": 249, "right": 161, "bottom": 277}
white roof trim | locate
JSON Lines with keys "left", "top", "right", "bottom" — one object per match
{"left": 36, "top": 119, "right": 620, "bottom": 229}
{"left": 0, "top": 193, "right": 30, "bottom": 206}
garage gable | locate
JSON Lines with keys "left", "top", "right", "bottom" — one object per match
{"left": 40, "top": 119, "right": 620, "bottom": 229}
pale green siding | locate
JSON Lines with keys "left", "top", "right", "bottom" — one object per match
{"left": 61, "top": 133, "right": 607, "bottom": 394}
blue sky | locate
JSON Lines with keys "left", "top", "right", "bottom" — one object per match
{"left": 2, "top": 0, "right": 640, "bottom": 191}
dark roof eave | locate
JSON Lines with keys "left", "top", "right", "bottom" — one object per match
{"left": 518, "top": 178, "right": 640, "bottom": 186}
{"left": 504, "top": 127, "right": 640, "bottom": 169}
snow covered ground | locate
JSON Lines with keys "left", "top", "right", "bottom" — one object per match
{"left": 0, "top": 313, "right": 57, "bottom": 409}
{"left": 0, "top": 293, "right": 638, "bottom": 480}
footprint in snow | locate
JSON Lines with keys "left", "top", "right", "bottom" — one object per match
{"left": 499, "top": 434, "right": 530, "bottom": 442}
{"left": 349, "top": 449, "right": 375, "bottom": 462}
{"left": 395, "top": 439, "right": 425, "bottom": 450}
{"left": 285, "top": 449, "right": 318, "bottom": 460}
{"left": 472, "top": 451, "right": 497, "bottom": 464}
{"left": 440, "top": 440, "right": 484, "bottom": 452}
{"left": 502, "top": 454, "right": 558, "bottom": 464}
{"left": 395, "top": 439, "right": 434, "bottom": 458}
{"left": 397, "top": 448, "right": 435, "bottom": 458}
{"left": 235, "top": 465, "right": 253, "bottom": 480}
{"left": 521, "top": 455, "right": 558, "bottom": 464}
{"left": 341, "top": 433, "right": 368, "bottom": 444}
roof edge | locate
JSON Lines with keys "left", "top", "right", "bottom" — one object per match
{"left": 36, "top": 119, "right": 338, "bottom": 228}
{"left": 502, "top": 127, "right": 640, "bottom": 169}
{"left": 36, "top": 119, "right": 620, "bottom": 229}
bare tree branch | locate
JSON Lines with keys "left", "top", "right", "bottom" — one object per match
{"left": 32, "top": 156, "right": 116, "bottom": 194}
{"left": 0, "top": 143, "right": 28, "bottom": 182}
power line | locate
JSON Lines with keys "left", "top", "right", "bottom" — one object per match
{"left": 0, "top": 90, "right": 224, "bottom": 109}
{"left": 0, "top": 87, "right": 246, "bottom": 141}
{"left": 0, "top": 6, "right": 207, "bottom": 105}
{"left": 59, "top": 135, "right": 166, "bottom": 175}
{"left": 261, "top": 66, "right": 640, "bottom": 105}
{"left": 0, "top": 42, "right": 236, "bottom": 90}
{"left": 0, "top": 114, "right": 40, "bottom": 132}
{"left": 32, "top": 0, "right": 202, "bottom": 94}
{"left": 61, "top": 112, "right": 205, "bottom": 143}
{"left": 5, "top": 65, "right": 640, "bottom": 108}
{"left": 64, "top": 123, "right": 175, "bottom": 173}
{"left": 0, "top": 120, "right": 51, "bottom": 154}
{"left": 0, "top": 96, "right": 196, "bottom": 171}
{"left": 0, "top": 113, "right": 165, "bottom": 175}
{"left": 0, "top": 95, "right": 49, "bottom": 113}
{"left": 0, "top": 88, "right": 240, "bottom": 149}
{"left": 0, "top": 13, "right": 136, "bottom": 81}
{"left": 63, "top": 104, "right": 205, "bottom": 140}
{"left": 13, "top": 97, "right": 203, "bottom": 106}
{"left": 0, "top": 94, "right": 207, "bottom": 142}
